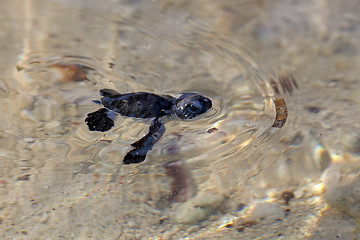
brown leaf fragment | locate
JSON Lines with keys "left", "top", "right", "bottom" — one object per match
{"left": 272, "top": 98, "right": 288, "bottom": 128}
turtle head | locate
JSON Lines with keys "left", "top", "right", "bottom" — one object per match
{"left": 173, "top": 93, "right": 212, "bottom": 120}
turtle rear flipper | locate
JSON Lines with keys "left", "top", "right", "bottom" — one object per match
{"left": 99, "top": 89, "right": 121, "bottom": 97}
{"left": 85, "top": 108, "right": 114, "bottom": 132}
{"left": 92, "top": 100, "right": 101, "bottom": 105}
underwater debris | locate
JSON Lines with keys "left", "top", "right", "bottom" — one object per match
{"left": 108, "top": 62, "right": 115, "bottom": 68}
{"left": 269, "top": 74, "right": 296, "bottom": 128}
{"left": 163, "top": 160, "right": 194, "bottom": 202}
{"left": 16, "top": 174, "right": 31, "bottom": 181}
{"left": 271, "top": 98, "right": 288, "bottom": 128}
{"left": 281, "top": 191, "right": 295, "bottom": 205}
{"left": 49, "top": 63, "right": 92, "bottom": 82}
{"left": 207, "top": 127, "right": 219, "bottom": 133}
{"left": 16, "top": 64, "right": 25, "bottom": 72}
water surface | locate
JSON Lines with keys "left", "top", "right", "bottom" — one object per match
{"left": 1, "top": 0, "right": 359, "bottom": 239}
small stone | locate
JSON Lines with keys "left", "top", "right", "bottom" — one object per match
{"left": 186, "top": 225, "right": 200, "bottom": 234}
{"left": 64, "top": 103, "right": 81, "bottom": 117}
{"left": 0, "top": 78, "right": 10, "bottom": 98}
{"left": 19, "top": 109, "right": 35, "bottom": 121}
{"left": 33, "top": 99, "right": 54, "bottom": 122}
{"left": 39, "top": 211, "right": 49, "bottom": 223}
{"left": 44, "top": 121, "right": 66, "bottom": 134}
{"left": 246, "top": 202, "right": 285, "bottom": 224}
{"left": 305, "top": 106, "right": 321, "bottom": 114}
{"left": 343, "top": 132, "right": 360, "bottom": 154}
{"left": 218, "top": 214, "right": 237, "bottom": 228}
{"left": 324, "top": 175, "right": 360, "bottom": 218}
{"left": 127, "top": 221, "right": 136, "bottom": 228}
{"left": 294, "top": 189, "right": 306, "bottom": 199}
{"left": 162, "top": 230, "right": 174, "bottom": 240}
{"left": 321, "top": 164, "right": 341, "bottom": 190}
{"left": 23, "top": 137, "right": 35, "bottom": 143}
{"left": 236, "top": 203, "right": 247, "bottom": 211}
{"left": 170, "top": 191, "right": 224, "bottom": 224}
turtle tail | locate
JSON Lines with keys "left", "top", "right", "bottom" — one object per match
{"left": 85, "top": 108, "right": 114, "bottom": 132}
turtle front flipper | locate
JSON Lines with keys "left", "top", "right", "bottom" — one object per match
{"left": 123, "top": 118, "right": 166, "bottom": 164}
{"left": 85, "top": 108, "right": 114, "bottom": 132}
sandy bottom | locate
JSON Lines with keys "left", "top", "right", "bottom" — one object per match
{"left": 1, "top": 0, "right": 360, "bottom": 239}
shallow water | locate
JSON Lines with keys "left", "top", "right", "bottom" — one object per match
{"left": 1, "top": 0, "right": 360, "bottom": 239}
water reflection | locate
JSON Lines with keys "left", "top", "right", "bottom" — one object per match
{"left": 0, "top": 0, "right": 337, "bottom": 239}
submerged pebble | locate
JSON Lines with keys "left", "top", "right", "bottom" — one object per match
{"left": 343, "top": 132, "right": 360, "bottom": 154}
{"left": 170, "top": 191, "right": 224, "bottom": 224}
{"left": 0, "top": 78, "right": 10, "bottom": 98}
{"left": 246, "top": 202, "right": 285, "bottom": 224}
{"left": 321, "top": 164, "right": 341, "bottom": 190}
{"left": 32, "top": 98, "right": 54, "bottom": 122}
{"left": 324, "top": 175, "right": 360, "bottom": 219}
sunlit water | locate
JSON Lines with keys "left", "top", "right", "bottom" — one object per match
{"left": 0, "top": 0, "right": 338, "bottom": 239}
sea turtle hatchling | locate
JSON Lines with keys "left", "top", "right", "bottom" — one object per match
{"left": 85, "top": 89, "right": 212, "bottom": 164}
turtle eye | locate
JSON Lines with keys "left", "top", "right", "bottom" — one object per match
{"left": 185, "top": 99, "right": 204, "bottom": 114}
{"left": 188, "top": 103, "right": 201, "bottom": 113}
